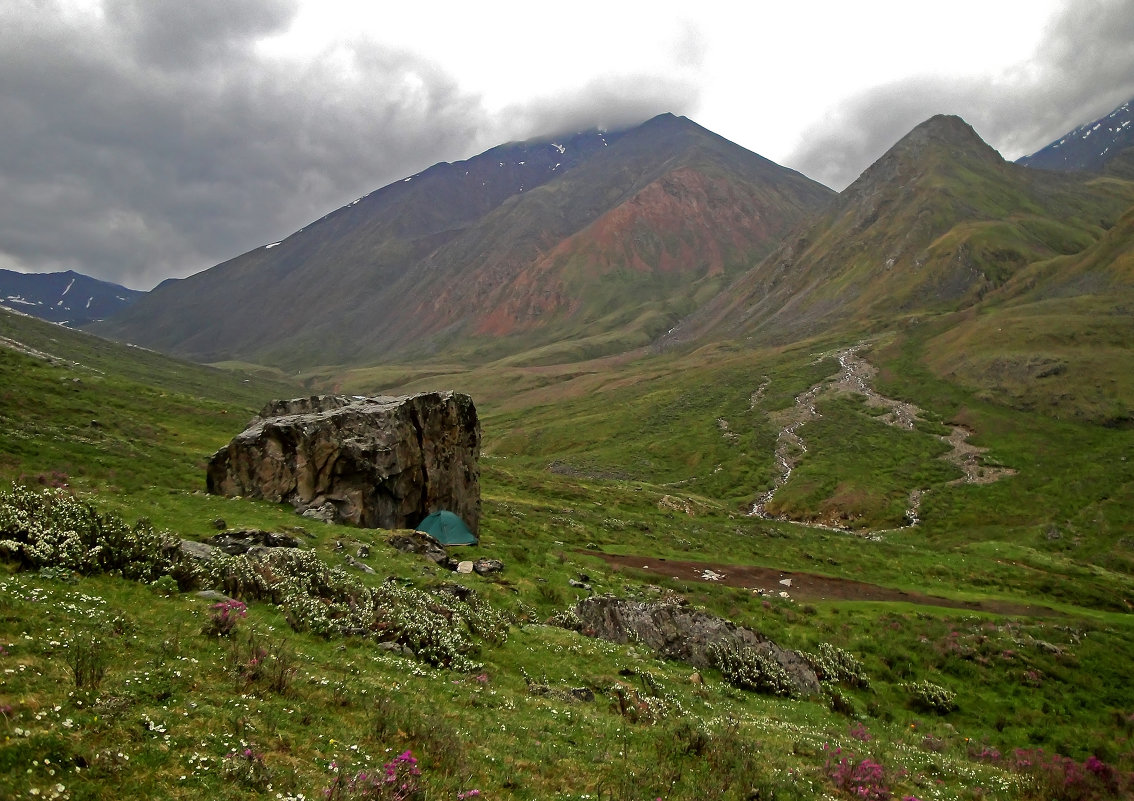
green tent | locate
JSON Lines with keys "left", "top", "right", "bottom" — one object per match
{"left": 415, "top": 510, "right": 477, "bottom": 546}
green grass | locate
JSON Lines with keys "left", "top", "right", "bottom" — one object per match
{"left": 1, "top": 308, "right": 1133, "bottom": 799}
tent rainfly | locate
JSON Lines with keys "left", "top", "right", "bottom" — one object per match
{"left": 415, "top": 510, "right": 477, "bottom": 546}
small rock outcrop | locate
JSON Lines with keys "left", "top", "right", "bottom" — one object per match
{"left": 206, "top": 392, "right": 480, "bottom": 532}
{"left": 208, "top": 529, "right": 302, "bottom": 555}
{"left": 572, "top": 595, "right": 819, "bottom": 696}
{"left": 388, "top": 530, "right": 450, "bottom": 565}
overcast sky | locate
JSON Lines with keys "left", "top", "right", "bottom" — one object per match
{"left": 3, "top": 0, "right": 1133, "bottom": 290}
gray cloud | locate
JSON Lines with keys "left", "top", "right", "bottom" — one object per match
{"left": 787, "top": 0, "right": 1134, "bottom": 190}
{"left": 499, "top": 73, "right": 700, "bottom": 141}
{"left": 0, "top": 2, "right": 490, "bottom": 289}
{"left": 104, "top": 0, "right": 300, "bottom": 71}
{"left": 0, "top": 1, "right": 699, "bottom": 290}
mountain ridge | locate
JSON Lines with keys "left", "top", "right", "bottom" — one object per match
{"left": 0, "top": 268, "right": 143, "bottom": 327}
{"left": 658, "top": 113, "right": 1134, "bottom": 352}
{"left": 90, "top": 114, "right": 833, "bottom": 368}
{"left": 1018, "top": 95, "right": 1134, "bottom": 173}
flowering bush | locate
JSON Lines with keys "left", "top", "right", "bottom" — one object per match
{"left": 324, "top": 750, "right": 423, "bottom": 800}
{"left": 824, "top": 745, "right": 890, "bottom": 800}
{"left": 0, "top": 485, "right": 194, "bottom": 584}
{"left": 707, "top": 641, "right": 798, "bottom": 697}
{"left": 204, "top": 549, "right": 510, "bottom": 672}
{"left": 203, "top": 599, "right": 246, "bottom": 636}
{"left": 804, "top": 642, "right": 871, "bottom": 688}
{"left": 546, "top": 607, "right": 583, "bottom": 631}
{"left": 222, "top": 746, "right": 271, "bottom": 789}
{"left": 1009, "top": 748, "right": 1128, "bottom": 801}
{"left": 902, "top": 680, "right": 957, "bottom": 714}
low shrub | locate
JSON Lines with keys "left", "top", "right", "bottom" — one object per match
{"left": 66, "top": 635, "right": 107, "bottom": 690}
{"left": 1009, "top": 748, "right": 1129, "bottom": 801}
{"left": 203, "top": 599, "right": 246, "bottom": 637}
{"left": 0, "top": 485, "right": 195, "bottom": 584}
{"left": 707, "top": 641, "right": 798, "bottom": 697}
{"left": 204, "top": 549, "right": 510, "bottom": 672}
{"left": 325, "top": 750, "right": 424, "bottom": 800}
{"left": 221, "top": 746, "right": 271, "bottom": 790}
{"left": 803, "top": 642, "right": 871, "bottom": 688}
{"left": 226, "top": 629, "right": 296, "bottom": 695}
{"left": 902, "top": 679, "right": 957, "bottom": 714}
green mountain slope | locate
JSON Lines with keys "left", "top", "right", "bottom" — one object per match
{"left": 666, "top": 115, "right": 1134, "bottom": 350}
{"left": 919, "top": 202, "right": 1134, "bottom": 425}
{"left": 0, "top": 307, "right": 299, "bottom": 524}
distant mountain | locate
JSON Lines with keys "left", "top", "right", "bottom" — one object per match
{"left": 1018, "top": 96, "right": 1134, "bottom": 172}
{"left": 90, "top": 114, "right": 833, "bottom": 368}
{"left": 663, "top": 114, "right": 1134, "bottom": 348}
{"left": 0, "top": 269, "right": 143, "bottom": 326}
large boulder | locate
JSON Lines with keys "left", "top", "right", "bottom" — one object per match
{"left": 206, "top": 392, "right": 480, "bottom": 532}
{"left": 573, "top": 595, "right": 820, "bottom": 696}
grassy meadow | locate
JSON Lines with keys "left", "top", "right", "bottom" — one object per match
{"left": 1, "top": 307, "right": 1133, "bottom": 800}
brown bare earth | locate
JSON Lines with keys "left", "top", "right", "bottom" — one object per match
{"left": 585, "top": 551, "right": 1058, "bottom": 617}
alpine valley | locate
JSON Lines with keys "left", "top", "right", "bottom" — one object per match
{"left": 2, "top": 98, "right": 1134, "bottom": 801}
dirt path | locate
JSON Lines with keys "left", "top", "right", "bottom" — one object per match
{"left": 586, "top": 551, "right": 1057, "bottom": 616}
{"left": 746, "top": 345, "right": 1015, "bottom": 532}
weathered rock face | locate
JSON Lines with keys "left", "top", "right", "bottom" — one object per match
{"left": 573, "top": 595, "right": 820, "bottom": 696}
{"left": 206, "top": 392, "right": 480, "bottom": 532}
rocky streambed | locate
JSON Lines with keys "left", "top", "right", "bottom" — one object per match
{"left": 748, "top": 345, "right": 1015, "bottom": 534}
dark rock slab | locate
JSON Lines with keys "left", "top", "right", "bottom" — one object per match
{"left": 573, "top": 595, "right": 819, "bottom": 696}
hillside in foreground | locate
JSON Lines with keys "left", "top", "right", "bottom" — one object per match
{"left": 3, "top": 301, "right": 1134, "bottom": 800}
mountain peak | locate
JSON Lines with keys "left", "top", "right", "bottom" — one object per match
{"left": 843, "top": 114, "right": 1002, "bottom": 201}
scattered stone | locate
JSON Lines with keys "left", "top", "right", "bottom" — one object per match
{"left": 689, "top": 672, "right": 703, "bottom": 685}
{"left": 434, "top": 582, "right": 476, "bottom": 603}
{"left": 376, "top": 641, "right": 410, "bottom": 656}
{"left": 569, "top": 578, "right": 593, "bottom": 591}
{"left": 779, "top": 578, "right": 792, "bottom": 587}
{"left": 179, "top": 539, "right": 220, "bottom": 561}
{"left": 569, "top": 687, "right": 595, "bottom": 703}
{"left": 388, "top": 530, "right": 449, "bottom": 564}
{"left": 473, "top": 558, "right": 504, "bottom": 576}
{"left": 211, "top": 518, "right": 227, "bottom": 530}
{"left": 207, "top": 529, "right": 302, "bottom": 555}
{"left": 195, "top": 590, "right": 230, "bottom": 602}
{"left": 344, "top": 555, "right": 376, "bottom": 574}
{"left": 300, "top": 502, "right": 337, "bottom": 523}
{"left": 356, "top": 545, "right": 370, "bottom": 559}
{"left": 456, "top": 561, "right": 474, "bottom": 574}
{"left": 206, "top": 391, "right": 481, "bottom": 531}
